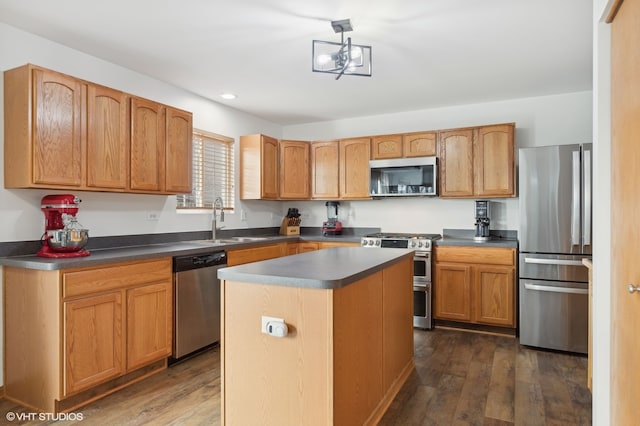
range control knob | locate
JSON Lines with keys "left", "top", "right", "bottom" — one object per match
{"left": 418, "top": 242, "right": 423, "bottom": 248}
{"left": 410, "top": 241, "right": 417, "bottom": 248}
{"left": 375, "top": 240, "right": 381, "bottom": 246}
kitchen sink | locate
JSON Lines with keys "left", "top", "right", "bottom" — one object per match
{"left": 229, "top": 236, "right": 270, "bottom": 242}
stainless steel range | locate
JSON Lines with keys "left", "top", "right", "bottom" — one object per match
{"left": 361, "top": 233, "right": 441, "bottom": 329}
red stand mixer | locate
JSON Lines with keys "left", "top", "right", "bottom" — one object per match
{"left": 38, "top": 194, "right": 90, "bottom": 258}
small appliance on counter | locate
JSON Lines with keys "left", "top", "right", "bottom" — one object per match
{"left": 322, "top": 201, "right": 343, "bottom": 236}
{"left": 37, "top": 194, "right": 90, "bottom": 258}
{"left": 473, "top": 200, "right": 491, "bottom": 242}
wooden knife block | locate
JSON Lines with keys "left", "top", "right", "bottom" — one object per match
{"left": 280, "top": 217, "right": 300, "bottom": 235}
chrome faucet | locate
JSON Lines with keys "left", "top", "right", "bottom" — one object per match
{"left": 212, "top": 197, "right": 225, "bottom": 240}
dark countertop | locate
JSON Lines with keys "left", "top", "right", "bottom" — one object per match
{"left": 435, "top": 228, "right": 519, "bottom": 249}
{"left": 218, "top": 247, "right": 414, "bottom": 289}
{"left": 0, "top": 233, "right": 366, "bottom": 271}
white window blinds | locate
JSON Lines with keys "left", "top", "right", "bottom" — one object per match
{"left": 177, "top": 130, "right": 235, "bottom": 211}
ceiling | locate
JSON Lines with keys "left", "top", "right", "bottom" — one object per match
{"left": 0, "top": 0, "right": 593, "bottom": 126}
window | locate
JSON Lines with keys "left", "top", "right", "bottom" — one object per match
{"left": 177, "top": 129, "right": 235, "bottom": 212}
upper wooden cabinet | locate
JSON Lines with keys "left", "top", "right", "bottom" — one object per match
{"left": 438, "top": 123, "right": 515, "bottom": 198}
{"left": 339, "top": 137, "right": 371, "bottom": 199}
{"left": 371, "top": 134, "right": 403, "bottom": 159}
{"left": 130, "top": 98, "right": 193, "bottom": 194}
{"left": 87, "top": 84, "right": 128, "bottom": 190}
{"left": 164, "top": 107, "right": 193, "bottom": 193}
{"left": 3, "top": 64, "right": 192, "bottom": 195}
{"left": 130, "top": 97, "right": 164, "bottom": 192}
{"left": 403, "top": 131, "right": 437, "bottom": 157}
{"left": 439, "top": 128, "right": 475, "bottom": 197}
{"left": 279, "top": 140, "right": 310, "bottom": 199}
{"left": 5, "top": 65, "right": 85, "bottom": 188}
{"left": 371, "top": 132, "right": 437, "bottom": 159}
{"left": 311, "top": 141, "right": 340, "bottom": 199}
{"left": 474, "top": 124, "right": 515, "bottom": 197}
{"left": 239, "top": 134, "right": 279, "bottom": 200}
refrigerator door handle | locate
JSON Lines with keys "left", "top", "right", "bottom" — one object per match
{"left": 571, "top": 150, "right": 581, "bottom": 247}
{"left": 524, "top": 282, "right": 589, "bottom": 295}
{"left": 524, "top": 257, "right": 586, "bottom": 266}
{"left": 582, "top": 148, "right": 592, "bottom": 249}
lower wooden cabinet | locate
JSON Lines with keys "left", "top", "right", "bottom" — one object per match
{"left": 64, "top": 292, "right": 124, "bottom": 394}
{"left": 434, "top": 246, "right": 516, "bottom": 328}
{"left": 226, "top": 243, "right": 286, "bottom": 266}
{"left": 3, "top": 258, "right": 173, "bottom": 413}
{"left": 126, "top": 282, "right": 173, "bottom": 371}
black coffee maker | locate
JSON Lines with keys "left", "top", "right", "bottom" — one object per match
{"left": 473, "top": 200, "right": 491, "bottom": 242}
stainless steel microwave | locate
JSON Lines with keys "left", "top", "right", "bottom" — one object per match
{"left": 369, "top": 157, "right": 437, "bottom": 197}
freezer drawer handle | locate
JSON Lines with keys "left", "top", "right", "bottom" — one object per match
{"left": 524, "top": 257, "right": 585, "bottom": 266}
{"left": 524, "top": 282, "right": 588, "bottom": 294}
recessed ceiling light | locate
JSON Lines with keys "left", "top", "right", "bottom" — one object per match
{"left": 220, "top": 93, "right": 237, "bottom": 100}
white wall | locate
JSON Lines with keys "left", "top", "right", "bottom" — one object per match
{"left": 592, "top": 0, "right": 613, "bottom": 423}
{"left": 283, "top": 91, "right": 593, "bottom": 232}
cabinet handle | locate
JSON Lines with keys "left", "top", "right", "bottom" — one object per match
{"left": 628, "top": 284, "right": 640, "bottom": 294}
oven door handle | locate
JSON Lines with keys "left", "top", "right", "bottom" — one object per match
{"left": 414, "top": 252, "right": 430, "bottom": 258}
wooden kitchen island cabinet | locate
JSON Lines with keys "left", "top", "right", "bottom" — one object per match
{"left": 3, "top": 258, "right": 173, "bottom": 413}
{"left": 434, "top": 246, "right": 516, "bottom": 329}
{"left": 219, "top": 248, "right": 414, "bottom": 425}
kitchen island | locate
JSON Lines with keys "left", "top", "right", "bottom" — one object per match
{"left": 218, "top": 247, "right": 414, "bottom": 426}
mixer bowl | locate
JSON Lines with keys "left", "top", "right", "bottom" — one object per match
{"left": 45, "top": 229, "right": 89, "bottom": 252}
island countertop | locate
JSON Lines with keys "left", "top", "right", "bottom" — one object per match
{"left": 218, "top": 246, "right": 414, "bottom": 289}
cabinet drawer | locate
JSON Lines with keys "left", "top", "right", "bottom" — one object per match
{"left": 227, "top": 243, "right": 285, "bottom": 266}
{"left": 63, "top": 258, "right": 172, "bottom": 299}
{"left": 435, "top": 246, "right": 515, "bottom": 266}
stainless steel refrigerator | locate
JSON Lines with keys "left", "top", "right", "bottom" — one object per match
{"left": 518, "top": 144, "right": 591, "bottom": 354}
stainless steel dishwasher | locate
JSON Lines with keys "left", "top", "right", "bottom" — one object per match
{"left": 172, "top": 251, "right": 227, "bottom": 361}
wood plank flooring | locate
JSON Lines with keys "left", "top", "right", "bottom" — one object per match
{"left": 0, "top": 328, "right": 591, "bottom": 425}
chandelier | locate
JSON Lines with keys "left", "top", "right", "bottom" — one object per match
{"left": 312, "top": 19, "right": 372, "bottom": 80}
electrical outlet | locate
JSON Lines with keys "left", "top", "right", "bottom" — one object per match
{"left": 241, "top": 209, "right": 247, "bottom": 221}
{"left": 146, "top": 212, "right": 160, "bottom": 221}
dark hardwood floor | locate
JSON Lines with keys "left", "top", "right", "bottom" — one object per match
{"left": 0, "top": 328, "right": 591, "bottom": 425}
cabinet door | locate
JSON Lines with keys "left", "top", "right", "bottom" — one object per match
{"left": 475, "top": 124, "right": 515, "bottom": 197}
{"left": 473, "top": 266, "right": 515, "bottom": 327}
{"left": 311, "top": 141, "right": 340, "bottom": 199}
{"left": 371, "top": 135, "right": 402, "bottom": 159}
{"left": 298, "top": 242, "right": 319, "bottom": 252}
{"left": 403, "top": 132, "right": 437, "bottom": 157}
{"left": 438, "top": 129, "right": 475, "bottom": 197}
{"left": 339, "top": 138, "right": 371, "bottom": 199}
{"left": 126, "top": 282, "right": 172, "bottom": 371}
{"left": 87, "top": 84, "right": 128, "bottom": 190}
{"left": 64, "top": 292, "right": 124, "bottom": 395}
{"left": 279, "top": 140, "right": 310, "bottom": 199}
{"left": 165, "top": 107, "right": 193, "bottom": 194}
{"left": 33, "top": 68, "right": 84, "bottom": 186}
{"left": 434, "top": 263, "right": 472, "bottom": 321}
{"left": 261, "top": 135, "right": 279, "bottom": 199}
{"left": 130, "top": 97, "right": 164, "bottom": 192}
{"left": 226, "top": 243, "right": 285, "bottom": 266}
{"left": 286, "top": 243, "right": 299, "bottom": 256}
